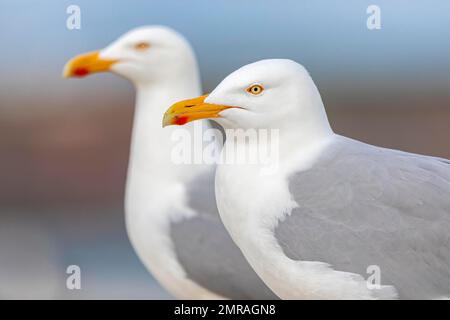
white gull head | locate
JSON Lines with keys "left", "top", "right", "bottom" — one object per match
{"left": 207, "top": 59, "right": 332, "bottom": 138}
{"left": 64, "top": 26, "right": 200, "bottom": 89}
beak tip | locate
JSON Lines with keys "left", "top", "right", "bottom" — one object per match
{"left": 62, "top": 64, "right": 71, "bottom": 78}
{"left": 162, "top": 115, "right": 172, "bottom": 128}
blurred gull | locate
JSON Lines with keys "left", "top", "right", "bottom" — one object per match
{"left": 164, "top": 59, "right": 450, "bottom": 299}
{"left": 63, "top": 27, "right": 276, "bottom": 299}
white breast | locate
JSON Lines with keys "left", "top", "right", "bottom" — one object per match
{"left": 215, "top": 136, "right": 394, "bottom": 299}
{"left": 124, "top": 84, "right": 225, "bottom": 299}
{"left": 125, "top": 175, "right": 225, "bottom": 299}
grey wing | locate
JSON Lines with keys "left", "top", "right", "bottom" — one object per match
{"left": 171, "top": 169, "right": 278, "bottom": 299}
{"left": 275, "top": 136, "right": 450, "bottom": 299}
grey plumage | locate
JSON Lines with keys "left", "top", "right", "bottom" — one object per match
{"left": 170, "top": 169, "right": 278, "bottom": 299}
{"left": 275, "top": 135, "right": 450, "bottom": 299}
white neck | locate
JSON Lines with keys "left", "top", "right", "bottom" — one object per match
{"left": 220, "top": 98, "right": 334, "bottom": 173}
{"left": 279, "top": 104, "right": 333, "bottom": 162}
{"left": 124, "top": 70, "right": 202, "bottom": 229}
{"left": 128, "top": 76, "right": 201, "bottom": 176}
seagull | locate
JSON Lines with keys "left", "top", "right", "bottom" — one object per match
{"left": 63, "top": 27, "right": 277, "bottom": 299}
{"left": 163, "top": 59, "right": 450, "bottom": 299}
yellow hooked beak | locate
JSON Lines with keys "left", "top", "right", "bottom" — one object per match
{"left": 62, "top": 51, "right": 118, "bottom": 78}
{"left": 163, "top": 95, "right": 236, "bottom": 127}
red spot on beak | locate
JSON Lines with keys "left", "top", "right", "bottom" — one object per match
{"left": 73, "top": 68, "right": 89, "bottom": 77}
{"left": 174, "top": 116, "right": 189, "bottom": 125}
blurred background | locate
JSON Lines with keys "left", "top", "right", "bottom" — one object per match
{"left": 1, "top": 0, "right": 449, "bottom": 299}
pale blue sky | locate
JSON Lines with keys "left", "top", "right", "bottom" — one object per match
{"left": 1, "top": 0, "right": 450, "bottom": 93}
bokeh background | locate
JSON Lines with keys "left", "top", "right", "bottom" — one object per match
{"left": 1, "top": 0, "right": 449, "bottom": 299}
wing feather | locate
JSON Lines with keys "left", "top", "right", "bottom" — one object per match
{"left": 275, "top": 136, "right": 450, "bottom": 299}
{"left": 171, "top": 170, "right": 278, "bottom": 299}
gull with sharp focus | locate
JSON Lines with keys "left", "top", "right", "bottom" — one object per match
{"left": 163, "top": 59, "right": 450, "bottom": 299}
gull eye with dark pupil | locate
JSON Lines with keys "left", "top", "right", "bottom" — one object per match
{"left": 246, "top": 84, "right": 264, "bottom": 95}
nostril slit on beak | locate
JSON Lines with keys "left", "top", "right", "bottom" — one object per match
{"left": 185, "top": 105, "right": 194, "bottom": 108}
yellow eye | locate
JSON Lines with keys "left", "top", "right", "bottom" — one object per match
{"left": 134, "top": 42, "right": 150, "bottom": 51}
{"left": 246, "top": 84, "right": 264, "bottom": 95}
